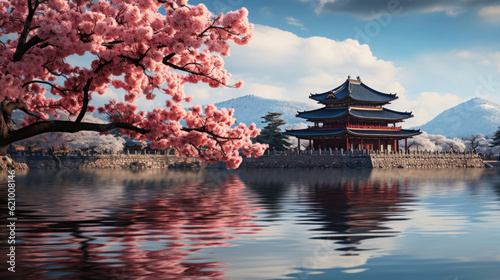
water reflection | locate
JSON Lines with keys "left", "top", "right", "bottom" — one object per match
{"left": 296, "top": 180, "right": 414, "bottom": 254}
{"left": 1, "top": 168, "right": 499, "bottom": 280}
{"left": 1, "top": 171, "right": 261, "bottom": 279}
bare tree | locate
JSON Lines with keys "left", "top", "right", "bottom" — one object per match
{"left": 464, "top": 135, "right": 482, "bottom": 153}
{"left": 408, "top": 142, "right": 423, "bottom": 152}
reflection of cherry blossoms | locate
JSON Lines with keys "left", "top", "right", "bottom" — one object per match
{"left": 3, "top": 176, "right": 261, "bottom": 280}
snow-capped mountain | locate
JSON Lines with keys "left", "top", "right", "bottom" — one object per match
{"left": 417, "top": 98, "right": 500, "bottom": 138}
{"left": 213, "top": 94, "right": 317, "bottom": 129}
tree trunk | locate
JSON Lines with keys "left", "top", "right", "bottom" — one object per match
{"left": 0, "top": 145, "right": 8, "bottom": 156}
{"left": 0, "top": 99, "right": 148, "bottom": 160}
{"left": 48, "top": 148, "right": 62, "bottom": 169}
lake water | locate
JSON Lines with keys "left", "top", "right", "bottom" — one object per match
{"left": 1, "top": 168, "right": 500, "bottom": 280}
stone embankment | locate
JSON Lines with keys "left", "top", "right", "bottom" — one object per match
{"left": 0, "top": 155, "right": 29, "bottom": 170}
{"left": 240, "top": 149, "right": 484, "bottom": 169}
{"left": 10, "top": 152, "right": 203, "bottom": 169}
{"left": 5, "top": 149, "right": 485, "bottom": 170}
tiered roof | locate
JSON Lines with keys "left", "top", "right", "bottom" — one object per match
{"left": 286, "top": 128, "right": 421, "bottom": 138}
{"left": 310, "top": 79, "right": 397, "bottom": 104}
{"left": 297, "top": 107, "right": 413, "bottom": 121}
{"left": 286, "top": 76, "right": 421, "bottom": 139}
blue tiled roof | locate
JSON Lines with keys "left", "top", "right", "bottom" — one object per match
{"left": 285, "top": 128, "right": 420, "bottom": 138}
{"left": 350, "top": 108, "right": 412, "bottom": 120}
{"left": 285, "top": 128, "right": 346, "bottom": 137}
{"left": 347, "top": 129, "right": 421, "bottom": 137}
{"left": 310, "top": 79, "right": 397, "bottom": 104}
{"left": 297, "top": 108, "right": 348, "bottom": 119}
{"left": 297, "top": 107, "right": 412, "bottom": 120}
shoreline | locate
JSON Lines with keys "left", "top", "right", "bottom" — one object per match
{"left": 3, "top": 150, "right": 487, "bottom": 170}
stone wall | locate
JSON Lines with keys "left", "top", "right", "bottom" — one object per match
{"left": 7, "top": 150, "right": 486, "bottom": 170}
{"left": 0, "top": 155, "right": 29, "bottom": 170}
{"left": 370, "top": 151, "right": 484, "bottom": 168}
{"left": 241, "top": 154, "right": 372, "bottom": 168}
{"left": 239, "top": 150, "right": 484, "bottom": 169}
{"left": 11, "top": 154, "right": 203, "bottom": 169}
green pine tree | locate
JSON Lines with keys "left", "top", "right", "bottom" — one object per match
{"left": 254, "top": 112, "right": 291, "bottom": 151}
{"left": 491, "top": 127, "right": 500, "bottom": 147}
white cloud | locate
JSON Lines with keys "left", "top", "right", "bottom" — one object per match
{"left": 186, "top": 86, "right": 210, "bottom": 100}
{"left": 179, "top": 25, "right": 500, "bottom": 132}
{"left": 224, "top": 25, "right": 402, "bottom": 101}
{"left": 244, "top": 83, "right": 288, "bottom": 100}
{"left": 400, "top": 50, "right": 500, "bottom": 104}
{"left": 299, "top": 0, "right": 499, "bottom": 19}
{"left": 285, "top": 17, "right": 307, "bottom": 31}
{"left": 478, "top": 5, "right": 500, "bottom": 22}
{"left": 94, "top": 88, "right": 119, "bottom": 101}
{"left": 260, "top": 7, "right": 273, "bottom": 16}
{"left": 190, "top": 25, "right": 473, "bottom": 128}
{"left": 389, "top": 91, "right": 464, "bottom": 127}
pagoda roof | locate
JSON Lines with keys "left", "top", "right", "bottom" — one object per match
{"left": 310, "top": 79, "right": 397, "bottom": 104}
{"left": 285, "top": 128, "right": 420, "bottom": 138}
{"left": 297, "top": 107, "right": 346, "bottom": 119}
{"left": 350, "top": 108, "right": 412, "bottom": 120}
{"left": 297, "top": 107, "right": 413, "bottom": 121}
{"left": 347, "top": 129, "right": 421, "bottom": 137}
{"left": 286, "top": 128, "right": 346, "bottom": 137}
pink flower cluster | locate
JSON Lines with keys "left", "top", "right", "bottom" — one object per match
{"left": 0, "top": 0, "right": 265, "bottom": 168}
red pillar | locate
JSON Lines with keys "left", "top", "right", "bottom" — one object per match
{"left": 346, "top": 137, "right": 349, "bottom": 150}
{"left": 298, "top": 138, "right": 300, "bottom": 150}
{"left": 405, "top": 138, "right": 408, "bottom": 152}
{"left": 361, "top": 138, "right": 364, "bottom": 150}
{"left": 322, "top": 138, "right": 325, "bottom": 150}
{"left": 378, "top": 138, "right": 381, "bottom": 151}
{"left": 393, "top": 139, "right": 397, "bottom": 151}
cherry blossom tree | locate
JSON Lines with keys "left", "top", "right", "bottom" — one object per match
{"left": 407, "top": 132, "right": 466, "bottom": 152}
{"left": 463, "top": 134, "right": 500, "bottom": 156}
{"left": 18, "top": 112, "right": 126, "bottom": 152}
{"left": 0, "top": 0, "right": 266, "bottom": 168}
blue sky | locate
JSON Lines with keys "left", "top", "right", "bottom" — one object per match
{"left": 170, "top": 0, "right": 500, "bottom": 127}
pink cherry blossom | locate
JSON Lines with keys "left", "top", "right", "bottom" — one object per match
{"left": 0, "top": 0, "right": 266, "bottom": 167}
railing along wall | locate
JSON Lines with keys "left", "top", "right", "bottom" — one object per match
{"left": 264, "top": 149, "right": 480, "bottom": 157}
{"left": 10, "top": 149, "right": 171, "bottom": 157}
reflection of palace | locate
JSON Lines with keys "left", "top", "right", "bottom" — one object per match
{"left": 5, "top": 176, "right": 261, "bottom": 280}
{"left": 296, "top": 179, "right": 414, "bottom": 254}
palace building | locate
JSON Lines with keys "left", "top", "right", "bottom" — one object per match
{"left": 286, "top": 76, "right": 420, "bottom": 151}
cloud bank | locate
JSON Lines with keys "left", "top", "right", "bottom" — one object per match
{"left": 187, "top": 24, "right": 463, "bottom": 127}
{"left": 299, "top": 0, "right": 500, "bottom": 19}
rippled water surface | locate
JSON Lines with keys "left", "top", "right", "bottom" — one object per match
{"left": 1, "top": 168, "right": 500, "bottom": 280}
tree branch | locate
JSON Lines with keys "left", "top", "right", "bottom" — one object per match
{"left": 75, "top": 78, "right": 93, "bottom": 123}
{"left": 13, "top": 0, "right": 44, "bottom": 62}
{"left": 2, "top": 120, "right": 150, "bottom": 146}
{"left": 23, "top": 80, "right": 73, "bottom": 96}
{"left": 162, "top": 59, "right": 228, "bottom": 87}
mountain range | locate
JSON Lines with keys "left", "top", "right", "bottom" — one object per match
{"left": 417, "top": 98, "right": 500, "bottom": 138}
{"left": 215, "top": 95, "right": 500, "bottom": 138}
{"left": 12, "top": 95, "right": 500, "bottom": 139}
{"left": 213, "top": 94, "right": 316, "bottom": 129}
